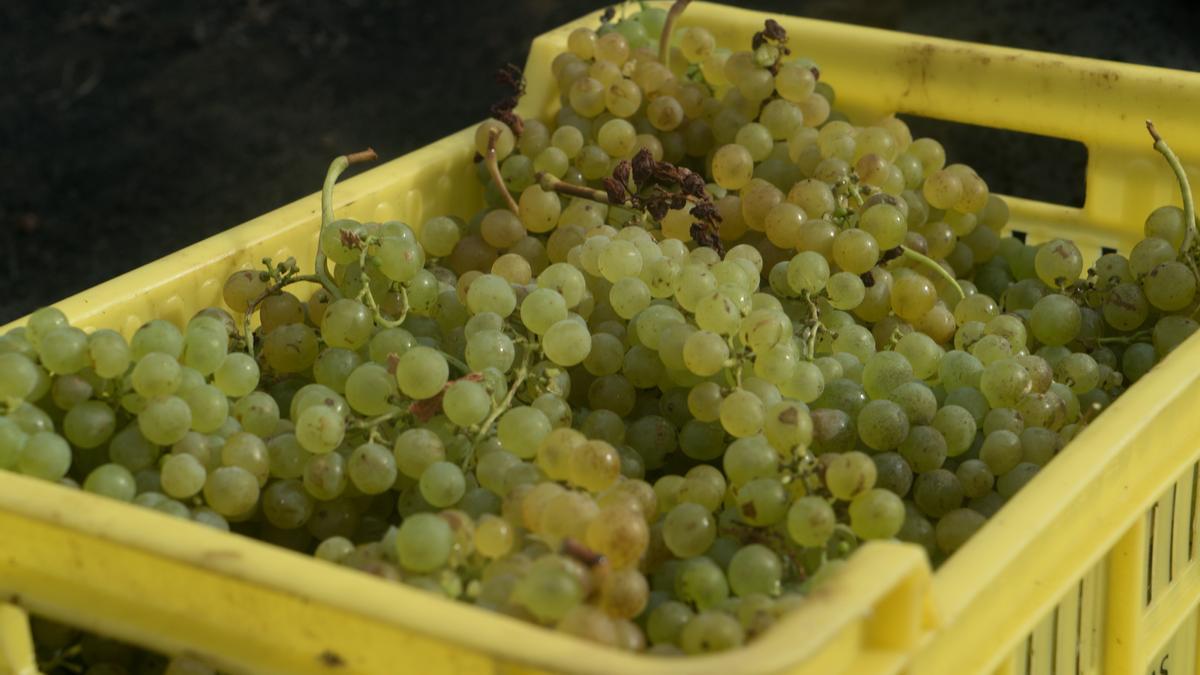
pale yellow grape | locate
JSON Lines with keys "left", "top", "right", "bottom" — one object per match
{"left": 474, "top": 119, "right": 515, "bottom": 160}
{"left": 567, "top": 26, "right": 595, "bottom": 59}
{"left": 711, "top": 144, "right": 755, "bottom": 190}
{"left": 598, "top": 118, "right": 637, "bottom": 157}
{"left": 922, "top": 169, "right": 963, "bottom": 210}
{"left": 519, "top": 185, "right": 562, "bottom": 234}
{"left": 569, "top": 76, "right": 607, "bottom": 117}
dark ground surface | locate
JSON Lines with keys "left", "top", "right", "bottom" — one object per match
{"left": 2, "top": 0, "right": 1198, "bottom": 323}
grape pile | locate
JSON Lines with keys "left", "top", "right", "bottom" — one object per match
{"left": 3, "top": 1, "right": 1198, "bottom": 661}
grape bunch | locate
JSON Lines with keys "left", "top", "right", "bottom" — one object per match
{"left": 3, "top": 0, "right": 1198, "bottom": 663}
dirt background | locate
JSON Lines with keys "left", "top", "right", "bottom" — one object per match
{"left": 2, "top": 0, "right": 1198, "bottom": 323}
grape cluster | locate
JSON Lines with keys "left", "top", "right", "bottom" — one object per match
{"left": 3, "top": 2, "right": 1198, "bottom": 662}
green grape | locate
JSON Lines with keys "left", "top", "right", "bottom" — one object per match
{"left": 647, "top": 601, "right": 694, "bottom": 646}
{"left": 18, "top": 431, "right": 72, "bottom": 480}
{"left": 832, "top": 228, "right": 880, "bottom": 274}
{"left": 861, "top": 351, "right": 914, "bottom": 400}
{"left": 779, "top": 360, "right": 823, "bottom": 403}
{"left": 786, "top": 495, "right": 836, "bottom": 547}
{"left": 674, "top": 557, "right": 730, "bottom": 610}
{"left": 131, "top": 352, "right": 182, "bottom": 398}
{"left": 1144, "top": 205, "right": 1187, "bottom": 249}
{"left": 443, "top": 380, "right": 491, "bottom": 427}
{"left": 261, "top": 323, "right": 319, "bottom": 373}
{"left": 719, "top": 389, "right": 764, "bottom": 438}
{"left": 849, "top": 488, "right": 905, "bottom": 539}
{"left": 1129, "top": 236, "right": 1176, "bottom": 277}
{"left": 679, "top": 330, "right": 727, "bottom": 377}
{"left": 997, "top": 462, "right": 1041, "bottom": 498}
{"left": 1144, "top": 261, "right": 1197, "bottom": 311}
{"left": 218, "top": 433, "right": 268, "bottom": 486}
{"left": 736, "top": 478, "right": 789, "bottom": 525}
{"left": 131, "top": 319, "right": 184, "bottom": 360}
{"left": 856, "top": 400, "right": 909, "bottom": 451}
{"left": 679, "top": 611, "right": 744, "bottom": 654}
{"left": 295, "top": 404, "right": 345, "bottom": 454}
{"left": 419, "top": 216, "right": 462, "bottom": 257}
{"left": 663, "top": 502, "right": 716, "bottom": 558}
{"left": 203, "top": 466, "right": 259, "bottom": 516}
{"left": 1032, "top": 239, "right": 1083, "bottom": 287}
{"left": 0, "top": 418, "right": 27, "bottom": 469}
{"left": 888, "top": 381, "right": 938, "bottom": 425}
{"left": 231, "top": 391, "right": 279, "bottom": 437}
{"left": 969, "top": 334, "right": 1013, "bottom": 365}
{"left": 37, "top": 326, "right": 89, "bottom": 374}
{"left": 1122, "top": 342, "right": 1158, "bottom": 383}
{"left": 979, "top": 358, "right": 1032, "bottom": 408}
{"left": 1029, "top": 294, "right": 1081, "bottom": 347}
{"left": 980, "top": 429, "right": 1023, "bottom": 474}
{"left": 419, "top": 461, "right": 466, "bottom": 507}
{"left": 260, "top": 478, "right": 314, "bottom": 529}
{"left": 913, "top": 469, "right": 965, "bottom": 518}
{"left": 396, "top": 346, "right": 450, "bottom": 399}
{"left": 891, "top": 334, "right": 939, "bottom": 381}
{"left": 0, "top": 353, "right": 41, "bottom": 400}
{"left": 899, "top": 425, "right": 948, "bottom": 473}
{"left": 395, "top": 512, "right": 454, "bottom": 573}
{"left": 762, "top": 400, "right": 813, "bottom": 453}
{"left": 712, "top": 144, "right": 755, "bottom": 190}
{"left": 83, "top": 463, "right": 137, "bottom": 501}
{"left": 827, "top": 271, "right": 866, "bottom": 310}
{"left": 344, "top": 363, "right": 398, "bottom": 416}
{"left": 498, "top": 406, "right": 552, "bottom": 458}
{"left": 955, "top": 459, "right": 995, "bottom": 499}
{"left": 211, "top": 352, "right": 259, "bottom": 398}
{"left": 727, "top": 544, "right": 782, "bottom": 597}
{"left": 1154, "top": 315, "right": 1200, "bottom": 357}
{"left": 87, "top": 329, "right": 132, "bottom": 379}
{"left": 23, "top": 306, "right": 68, "bottom": 348}
{"left": 873, "top": 451, "right": 914, "bottom": 495}
{"left": 138, "top": 396, "right": 193, "bottom": 445}
{"left": 936, "top": 508, "right": 987, "bottom": 554}
{"left": 183, "top": 317, "right": 228, "bottom": 375}
{"left": 786, "top": 251, "right": 830, "bottom": 294}
{"left": 541, "top": 320, "right": 592, "bottom": 367}
{"left": 369, "top": 328, "right": 415, "bottom": 365}
{"left": 180, "top": 384, "right": 229, "bottom": 434}
{"left": 891, "top": 273, "right": 937, "bottom": 323}
{"left": 321, "top": 299, "right": 373, "bottom": 349}
{"left": 694, "top": 292, "right": 742, "bottom": 336}
{"left": 303, "top": 451, "right": 347, "bottom": 500}
{"left": 161, "top": 453, "right": 207, "bottom": 499}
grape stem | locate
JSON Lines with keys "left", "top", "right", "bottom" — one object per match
{"left": 241, "top": 272, "right": 336, "bottom": 357}
{"left": 899, "top": 245, "right": 964, "bottom": 300}
{"left": 1097, "top": 331, "right": 1152, "bottom": 344}
{"left": 352, "top": 237, "right": 408, "bottom": 329}
{"left": 1146, "top": 121, "right": 1199, "bottom": 279}
{"left": 319, "top": 148, "right": 378, "bottom": 299}
{"left": 659, "top": 0, "right": 693, "bottom": 67}
{"left": 470, "top": 342, "right": 536, "bottom": 447}
{"left": 537, "top": 171, "right": 610, "bottom": 204}
{"left": 486, "top": 130, "right": 521, "bottom": 215}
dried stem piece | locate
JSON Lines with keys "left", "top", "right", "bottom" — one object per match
{"left": 659, "top": 0, "right": 694, "bottom": 67}
{"left": 1147, "top": 120, "right": 1198, "bottom": 276}
{"left": 486, "top": 130, "right": 521, "bottom": 215}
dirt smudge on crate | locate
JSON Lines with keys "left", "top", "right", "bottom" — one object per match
{"left": 318, "top": 649, "right": 346, "bottom": 668}
{"left": 899, "top": 43, "right": 937, "bottom": 98}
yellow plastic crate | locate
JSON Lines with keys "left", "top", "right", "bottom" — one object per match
{"left": 4, "top": 3, "right": 1200, "bottom": 674}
